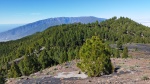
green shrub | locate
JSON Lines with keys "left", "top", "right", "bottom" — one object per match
{"left": 122, "top": 47, "right": 128, "bottom": 58}
{"left": 77, "top": 36, "right": 113, "bottom": 77}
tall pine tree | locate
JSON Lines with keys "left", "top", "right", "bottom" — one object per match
{"left": 8, "top": 62, "right": 21, "bottom": 78}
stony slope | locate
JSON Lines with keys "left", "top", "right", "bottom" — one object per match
{"left": 7, "top": 44, "right": 150, "bottom": 84}
{"left": 7, "top": 58, "right": 150, "bottom": 84}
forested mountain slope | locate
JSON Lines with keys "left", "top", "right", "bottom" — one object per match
{"left": 0, "top": 16, "right": 105, "bottom": 42}
{"left": 0, "top": 17, "right": 150, "bottom": 78}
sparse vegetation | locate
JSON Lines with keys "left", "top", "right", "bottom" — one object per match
{"left": 142, "top": 75, "right": 149, "bottom": 80}
{"left": 135, "top": 47, "right": 138, "bottom": 51}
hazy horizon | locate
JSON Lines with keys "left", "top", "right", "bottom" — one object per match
{"left": 0, "top": 24, "right": 24, "bottom": 33}
{"left": 0, "top": 0, "right": 150, "bottom": 32}
{"left": 0, "top": 16, "right": 150, "bottom": 33}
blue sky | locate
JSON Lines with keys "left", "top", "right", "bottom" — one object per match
{"left": 0, "top": 0, "right": 150, "bottom": 24}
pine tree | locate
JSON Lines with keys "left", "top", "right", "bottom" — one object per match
{"left": 8, "top": 62, "right": 21, "bottom": 78}
{"left": 19, "top": 55, "right": 39, "bottom": 76}
{"left": 122, "top": 47, "right": 128, "bottom": 58}
{"left": 77, "top": 36, "right": 113, "bottom": 77}
{"left": 115, "top": 49, "right": 120, "bottom": 58}
{"left": 18, "top": 60, "right": 24, "bottom": 75}
{"left": 38, "top": 50, "right": 50, "bottom": 69}
{"left": 22, "top": 55, "right": 32, "bottom": 75}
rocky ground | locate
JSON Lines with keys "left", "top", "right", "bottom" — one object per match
{"left": 6, "top": 43, "right": 150, "bottom": 84}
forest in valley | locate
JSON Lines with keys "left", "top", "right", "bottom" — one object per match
{"left": 1, "top": 17, "right": 150, "bottom": 79}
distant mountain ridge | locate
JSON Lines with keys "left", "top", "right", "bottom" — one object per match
{"left": 0, "top": 24, "right": 24, "bottom": 33}
{"left": 0, "top": 16, "right": 105, "bottom": 42}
